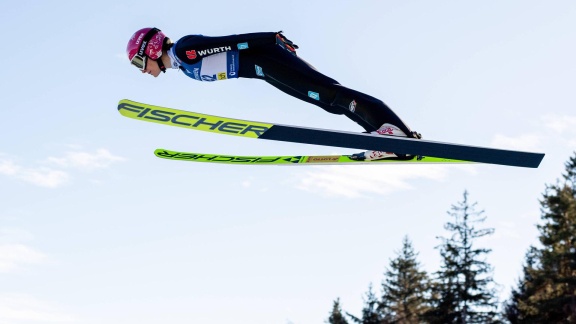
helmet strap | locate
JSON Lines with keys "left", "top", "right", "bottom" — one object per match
{"left": 157, "top": 37, "right": 172, "bottom": 73}
{"left": 156, "top": 57, "right": 167, "bottom": 73}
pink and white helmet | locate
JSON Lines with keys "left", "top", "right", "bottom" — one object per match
{"left": 126, "top": 27, "right": 168, "bottom": 69}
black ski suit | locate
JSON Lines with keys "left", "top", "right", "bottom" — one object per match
{"left": 169, "top": 31, "right": 416, "bottom": 136}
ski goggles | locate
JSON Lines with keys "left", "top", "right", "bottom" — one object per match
{"left": 130, "top": 28, "right": 160, "bottom": 71}
{"left": 130, "top": 54, "right": 147, "bottom": 70}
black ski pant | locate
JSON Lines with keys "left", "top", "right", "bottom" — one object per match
{"left": 238, "top": 45, "right": 415, "bottom": 136}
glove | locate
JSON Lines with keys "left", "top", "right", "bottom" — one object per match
{"left": 276, "top": 31, "right": 299, "bottom": 55}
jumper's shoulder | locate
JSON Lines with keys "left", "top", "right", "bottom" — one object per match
{"left": 174, "top": 33, "right": 278, "bottom": 64}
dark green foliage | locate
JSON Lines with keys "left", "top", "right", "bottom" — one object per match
{"left": 503, "top": 247, "right": 539, "bottom": 323}
{"left": 347, "top": 284, "right": 386, "bottom": 324}
{"left": 327, "top": 298, "right": 349, "bottom": 324}
{"left": 380, "top": 236, "right": 430, "bottom": 323}
{"left": 424, "top": 191, "right": 500, "bottom": 323}
{"left": 346, "top": 238, "right": 430, "bottom": 323}
{"left": 329, "top": 192, "right": 502, "bottom": 323}
{"left": 505, "top": 153, "right": 576, "bottom": 323}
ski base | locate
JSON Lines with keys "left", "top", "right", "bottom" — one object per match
{"left": 154, "top": 149, "right": 471, "bottom": 165}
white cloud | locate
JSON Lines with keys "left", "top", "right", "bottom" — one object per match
{"left": 0, "top": 228, "right": 35, "bottom": 244}
{"left": 0, "top": 148, "right": 125, "bottom": 188}
{"left": 47, "top": 149, "right": 126, "bottom": 171}
{"left": 0, "top": 294, "right": 75, "bottom": 323}
{"left": 491, "top": 134, "right": 542, "bottom": 152}
{"left": 0, "top": 228, "right": 47, "bottom": 274}
{"left": 0, "top": 160, "right": 19, "bottom": 175}
{"left": 294, "top": 164, "right": 473, "bottom": 198}
{"left": 542, "top": 114, "right": 576, "bottom": 134}
{"left": 0, "top": 158, "right": 69, "bottom": 188}
{"left": 19, "top": 168, "right": 70, "bottom": 188}
{"left": 0, "top": 244, "right": 47, "bottom": 273}
{"left": 489, "top": 115, "right": 576, "bottom": 152}
{"left": 542, "top": 115, "right": 576, "bottom": 147}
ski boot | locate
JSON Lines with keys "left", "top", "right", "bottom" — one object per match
{"left": 349, "top": 123, "right": 422, "bottom": 161}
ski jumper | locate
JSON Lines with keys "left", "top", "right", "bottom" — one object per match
{"left": 168, "top": 32, "right": 416, "bottom": 136}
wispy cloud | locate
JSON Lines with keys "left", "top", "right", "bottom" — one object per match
{"left": 0, "top": 294, "right": 75, "bottom": 323}
{"left": 47, "top": 149, "right": 126, "bottom": 171}
{"left": 0, "top": 244, "right": 47, "bottom": 273}
{"left": 0, "top": 159, "right": 69, "bottom": 188}
{"left": 0, "top": 228, "right": 47, "bottom": 273}
{"left": 489, "top": 114, "right": 576, "bottom": 152}
{"left": 0, "top": 148, "right": 125, "bottom": 188}
{"left": 294, "top": 164, "right": 473, "bottom": 198}
{"left": 542, "top": 114, "right": 576, "bottom": 147}
{"left": 0, "top": 228, "right": 34, "bottom": 243}
{"left": 491, "top": 134, "right": 542, "bottom": 152}
{"left": 542, "top": 114, "right": 576, "bottom": 134}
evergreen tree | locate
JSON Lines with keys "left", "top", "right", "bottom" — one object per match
{"left": 425, "top": 276, "right": 460, "bottom": 323}
{"left": 327, "top": 298, "right": 350, "bottom": 324}
{"left": 379, "top": 236, "right": 430, "bottom": 323}
{"left": 504, "top": 154, "right": 576, "bottom": 322}
{"left": 347, "top": 284, "right": 386, "bottom": 324}
{"left": 424, "top": 191, "right": 499, "bottom": 323}
{"left": 503, "top": 247, "right": 539, "bottom": 323}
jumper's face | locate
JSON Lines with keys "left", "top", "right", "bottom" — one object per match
{"left": 141, "top": 58, "right": 162, "bottom": 77}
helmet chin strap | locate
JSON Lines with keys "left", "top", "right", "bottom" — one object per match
{"left": 155, "top": 36, "right": 172, "bottom": 73}
{"left": 155, "top": 56, "right": 167, "bottom": 73}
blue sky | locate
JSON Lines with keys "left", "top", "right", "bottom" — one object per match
{"left": 1, "top": 1, "right": 575, "bottom": 323}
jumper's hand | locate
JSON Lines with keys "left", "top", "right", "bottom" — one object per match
{"left": 276, "top": 32, "right": 299, "bottom": 55}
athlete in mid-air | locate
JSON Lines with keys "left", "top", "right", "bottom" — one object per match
{"left": 126, "top": 27, "right": 421, "bottom": 160}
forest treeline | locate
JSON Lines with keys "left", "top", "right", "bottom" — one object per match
{"left": 327, "top": 154, "right": 576, "bottom": 324}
